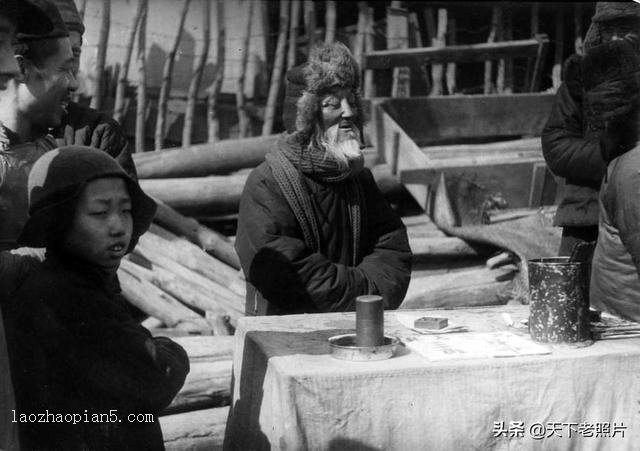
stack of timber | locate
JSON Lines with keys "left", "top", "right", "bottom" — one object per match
{"left": 158, "top": 335, "right": 234, "bottom": 451}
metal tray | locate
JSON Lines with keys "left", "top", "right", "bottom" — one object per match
{"left": 328, "top": 334, "right": 399, "bottom": 361}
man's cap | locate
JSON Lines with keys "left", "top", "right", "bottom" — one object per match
{"left": 19, "top": 146, "right": 156, "bottom": 252}
{"left": 1, "top": 0, "right": 54, "bottom": 36}
{"left": 15, "top": 0, "right": 68, "bottom": 42}
{"left": 51, "top": 0, "right": 84, "bottom": 35}
{"left": 592, "top": 2, "right": 640, "bottom": 23}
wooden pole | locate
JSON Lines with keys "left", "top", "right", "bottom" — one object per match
{"left": 552, "top": 9, "right": 564, "bottom": 90}
{"left": 502, "top": 6, "right": 513, "bottom": 94}
{"left": 574, "top": 4, "right": 584, "bottom": 55}
{"left": 353, "top": 2, "right": 367, "bottom": 72}
{"left": 288, "top": 0, "right": 301, "bottom": 69}
{"left": 484, "top": 6, "right": 501, "bottom": 95}
{"left": 531, "top": 3, "right": 539, "bottom": 36}
{"left": 236, "top": 0, "right": 254, "bottom": 138}
{"left": 263, "top": 0, "right": 290, "bottom": 136}
{"left": 78, "top": 0, "right": 88, "bottom": 21}
{"left": 445, "top": 17, "right": 457, "bottom": 95}
{"left": 496, "top": 8, "right": 506, "bottom": 93}
{"left": 91, "top": 0, "right": 110, "bottom": 111}
{"left": 303, "top": 0, "right": 316, "bottom": 52}
{"left": 388, "top": 3, "right": 410, "bottom": 98}
{"left": 135, "top": 0, "right": 148, "bottom": 153}
{"left": 208, "top": 0, "right": 226, "bottom": 143}
{"left": 155, "top": 0, "right": 191, "bottom": 150}
{"left": 429, "top": 8, "right": 447, "bottom": 96}
{"left": 363, "top": 5, "right": 375, "bottom": 98}
{"left": 114, "top": 0, "right": 145, "bottom": 123}
{"left": 183, "top": 0, "right": 211, "bottom": 147}
{"left": 325, "top": 0, "right": 336, "bottom": 43}
{"left": 408, "top": 12, "right": 431, "bottom": 94}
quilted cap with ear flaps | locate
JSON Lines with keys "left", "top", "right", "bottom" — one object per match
{"left": 50, "top": 0, "right": 84, "bottom": 35}
{"left": 15, "top": 0, "right": 68, "bottom": 42}
{"left": 18, "top": 146, "right": 156, "bottom": 252}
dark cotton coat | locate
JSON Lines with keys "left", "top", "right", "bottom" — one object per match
{"left": 3, "top": 253, "right": 189, "bottom": 450}
{"left": 52, "top": 102, "right": 137, "bottom": 180}
{"left": 235, "top": 161, "right": 412, "bottom": 315}
{"left": 542, "top": 80, "right": 607, "bottom": 228}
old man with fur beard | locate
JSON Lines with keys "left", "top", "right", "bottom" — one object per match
{"left": 235, "top": 42, "right": 412, "bottom": 315}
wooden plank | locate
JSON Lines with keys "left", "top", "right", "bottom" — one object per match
{"left": 365, "top": 38, "right": 547, "bottom": 69}
{"left": 163, "top": 361, "right": 232, "bottom": 414}
{"left": 160, "top": 406, "right": 228, "bottom": 451}
{"left": 381, "top": 94, "right": 555, "bottom": 144}
{"left": 409, "top": 236, "right": 480, "bottom": 257}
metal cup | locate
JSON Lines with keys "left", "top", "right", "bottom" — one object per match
{"left": 356, "top": 295, "right": 384, "bottom": 347}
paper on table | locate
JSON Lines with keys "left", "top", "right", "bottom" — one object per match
{"left": 404, "top": 331, "right": 552, "bottom": 361}
{"left": 395, "top": 312, "right": 467, "bottom": 334}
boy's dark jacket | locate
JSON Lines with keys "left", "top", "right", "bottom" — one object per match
{"left": 3, "top": 252, "right": 189, "bottom": 450}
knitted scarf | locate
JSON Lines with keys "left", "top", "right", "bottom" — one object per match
{"left": 265, "top": 132, "right": 364, "bottom": 265}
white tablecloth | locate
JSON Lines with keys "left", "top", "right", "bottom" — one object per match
{"left": 225, "top": 306, "right": 639, "bottom": 450}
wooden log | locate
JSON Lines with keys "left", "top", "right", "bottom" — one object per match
{"left": 484, "top": 6, "right": 500, "bottom": 95}
{"left": 118, "top": 266, "right": 209, "bottom": 332}
{"left": 237, "top": 1, "right": 254, "bottom": 138}
{"left": 287, "top": 0, "right": 301, "bottom": 69}
{"left": 183, "top": 0, "right": 210, "bottom": 147}
{"left": 303, "top": 0, "right": 316, "bottom": 50}
{"left": 486, "top": 251, "right": 514, "bottom": 269}
{"left": 132, "top": 241, "right": 245, "bottom": 321}
{"left": 139, "top": 175, "right": 247, "bottom": 215}
{"left": 205, "top": 312, "right": 234, "bottom": 336}
{"left": 387, "top": 3, "right": 410, "bottom": 98}
{"left": 574, "top": 4, "right": 583, "bottom": 55}
{"left": 141, "top": 316, "right": 164, "bottom": 330}
{"left": 133, "top": 134, "right": 279, "bottom": 178}
{"left": 91, "top": 0, "right": 110, "bottom": 111}
{"left": 135, "top": 0, "right": 148, "bottom": 152}
{"left": 400, "top": 265, "right": 517, "bottom": 309}
{"left": 156, "top": 0, "right": 191, "bottom": 149}
{"left": 421, "top": 137, "right": 541, "bottom": 160}
{"left": 325, "top": 0, "right": 336, "bottom": 43}
{"left": 445, "top": 17, "right": 456, "bottom": 95}
{"left": 502, "top": 7, "right": 513, "bottom": 94}
{"left": 152, "top": 201, "right": 240, "bottom": 269}
{"left": 263, "top": 0, "right": 290, "bottom": 136}
{"left": 145, "top": 226, "right": 243, "bottom": 294}
{"left": 429, "top": 8, "right": 447, "bottom": 96}
{"left": 208, "top": 0, "right": 226, "bottom": 143}
{"left": 483, "top": 206, "right": 557, "bottom": 224}
{"left": 353, "top": 2, "right": 367, "bottom": 71}
{"left": 363, "top": 5, "right": 375, "bottom": 98}
{"left": 410, "top": 236, "right": 480, "bottom": 257}
{"left": 552, "top": 10, "right": 564, "bottom": 90}
{"left": 160, "top": 406, "right": 228, "bottom": 451}
{"left": 163, "top": 361, "right": 232, "bottom": 414}
{"left": 367, "top": 37, "right": 545, "bottom": 70}
{"left": 170, "top": 336, "right": 234, "bottom": 364}
{"left": 113, "top": 0, "right": 145, "bottom": 123}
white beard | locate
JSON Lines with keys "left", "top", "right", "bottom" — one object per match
{"left": 322, "top": 123, "right": 362, "bottom": 168}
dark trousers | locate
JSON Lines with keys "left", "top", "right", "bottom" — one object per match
{"left": 558, "top": 225, "right": 599, "bottom": 256}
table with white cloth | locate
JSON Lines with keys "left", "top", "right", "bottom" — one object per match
{"left": 224, "top": 305, "right": 640, "bottom": 450}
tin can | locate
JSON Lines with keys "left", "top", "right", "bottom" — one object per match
{"left": 355, "top": 295, "right": 384, "bottom": 347}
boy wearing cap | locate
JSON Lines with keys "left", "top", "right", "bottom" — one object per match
{"left": 3, "top": 146, "right": 189, "bottom": 450}
{"left": 50, "top": 0, "right": 137, "bottom": 179}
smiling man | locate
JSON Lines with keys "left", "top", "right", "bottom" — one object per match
{"left": 0, "top": 0, "right": 76, "bottom": 250}
{"left": 235, "top": 42, "right": 412, "bottom": 315}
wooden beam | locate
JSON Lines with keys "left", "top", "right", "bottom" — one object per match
{"left": 380, "top": 93, "right": 555, "bottom": 144}
{"left": 160, "top": 406, "right": 228, "bottom": 450}
{"left": 365, "top": 37, "right": 548, "bottom": 69}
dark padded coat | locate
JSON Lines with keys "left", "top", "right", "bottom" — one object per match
{"left": 52, "top": 101, "right": 137, "bottom": 180}
{"left": 3, "top": 253, "right": 189, "bottom": 450}
{"left": 542, "top": 76, "right": 607, "bottom": 228}
{"left": 235, "top": 161, "right": 412, "bottom": 315}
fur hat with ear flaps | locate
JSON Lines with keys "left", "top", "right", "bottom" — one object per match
{"left": 283, "top": 42, "right": 364, "bottom": 141}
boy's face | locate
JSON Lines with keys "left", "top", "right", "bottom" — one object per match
{"left": 63, "top": 177, "right": 133, "bottom": 273}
